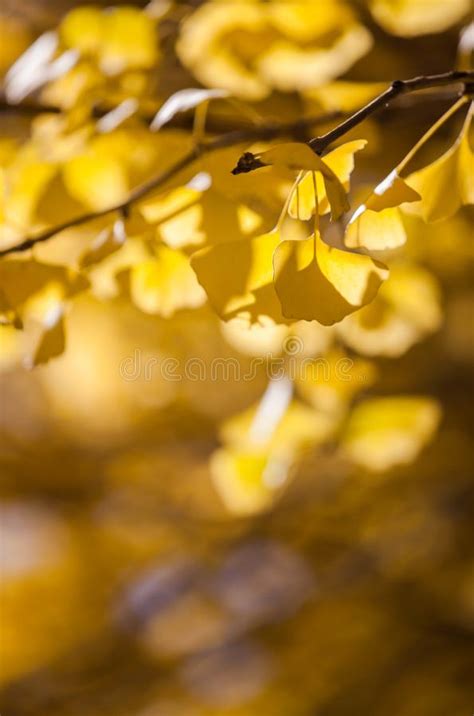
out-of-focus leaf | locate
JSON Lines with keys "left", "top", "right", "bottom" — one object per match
{"left": 129, "top": 245, "right": 206, "bottom": 318}
{"left": 61, "top": 6, "right": 159, "bottom": 75}
{"left": 343, "top": 396, "right": 442, "bottom": 471}
{"left": 370, "top": 0, "right": 470, "bottom": 37}
{"left": 337, "top": 263, "right": 442, "bottom": 357}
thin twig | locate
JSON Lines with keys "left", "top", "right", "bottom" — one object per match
{"left": 1, "top": 70, "right": 472, "bottom": 258}
{"left": 0, "top": 111, "right": 341, "bottom": 257}
{"left": 232, "top": 70, "right": 474, "bottom": 174}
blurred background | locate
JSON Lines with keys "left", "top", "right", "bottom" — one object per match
{"left": 0, "top": 1, "right": 473, "bottom": 714}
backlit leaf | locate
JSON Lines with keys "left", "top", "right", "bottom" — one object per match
{"left": 274, "top": 232, "right": 388, "bottom": 325}
{"left": 256, "top": 143, "right": 350, "bottom": 220}
{"left": 404, "top": 105, "right": 473, "bottom": 222}
{"left": 130, "top": 245, "right": 206, "bottom": 318}
{"left": 345, "top": 170, "right": 421, "bottom": 250}
{"left": 289, "top": 140, "right": 367, "bottom": 220}
{"left": 191, "top": 230, "right": 285, "bottom": 324}
{"left": 343, "top": 396, "right": 442, "bottom": 471}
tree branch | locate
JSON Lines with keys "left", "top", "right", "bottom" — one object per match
{"left": 231, "top": 70, "right": 474, "bottom": 174}
{"left": 1, "top": 70, "right": 472, "bottom": 258}
{"left": 0, "top": 111, "right": 342, "bottom": 257}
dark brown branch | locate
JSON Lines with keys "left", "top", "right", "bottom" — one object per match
{"left": 1, "top": 70, "right": 472, "bottom": 257}
{"left": 231, "top": 70, "right": 474, "bottom": 174}
{"left": 0, "top": 111, "right": 341, "bottom": 257}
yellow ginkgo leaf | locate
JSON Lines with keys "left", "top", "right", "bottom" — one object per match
{"left": 257, "top": 25, "right": 373, "bottom": 94}
{"left": 62, "top": 154, "right": 128, "bottom": 211}
{"left": 289, "top": 140, "right": 367, "bottom": 220}
{"left": 129, "top": 245, "right": 206, "bottom": 318}
{"left": 61, "top": 6, "right": 159, "bottom": 75}
{"left": 274, "top": 232, "right": 388, "bottom": 325}
{"left": 343, "top": 396, "right": 441, "bottom": 471}
{"left": 191, "top": 230, "right": 285, "bottom": 324}
{"left": 60, "top": 6, "right": 103, "bottom": 55}
{"left": 337, "top": 262, "right": 442, "bottom": 357}
{"left": 256, "top": 143, "right": 350, "bottom": 220}
{"left": 304, "top": 81, "right": 387, "bottom": 112}
{"left": 221, "top": 398, "right": 337, "bottom": 456}
{"left": 0, "top": 325, "right": 23, "bottom": 371}
{"left": 345, "top": 170, "right": 421, "bottom": 250}
{"left": 22, "top": 281, "right": 66, "bottom": 367}
{"left": 404, "top": 105, "right": 473, "bottom": 222}
{"left": 210, "top": 446, "right": 286, "bottom": 516}
{"left": 296, "top": 348, "right": 377, "bottom": 415}
{"left": 0, "top": 260, "right": 87, "bottom": 318}
{"left": 370, "top": 0, "right": 470, "bottom": 37}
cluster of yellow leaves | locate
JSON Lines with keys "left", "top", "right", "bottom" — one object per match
{"left": 192, "top": 141, "right": 389, "bottom": 327}
{"left": 36, "top": 6, "right": 161, "bottom": 112}
{"left": 210, "top": 357, "right": 442, "bottom": 513}
{"left": 177, "top": 0, "right": 372, "bottom": 99}
{"left": 0, "top": 259, "right": 87, "bottom": 367}
{"left": 211, "top": 376, "right": 337, "bottom": 514}
{"left": 0, "top": 7, "right": 468, "bottom": 520}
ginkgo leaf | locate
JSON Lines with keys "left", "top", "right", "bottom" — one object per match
{"left": 343, "top": 396, "right": 441, "bottom": 471}
{"left": 129, "top": 245, "right": 206, "bottom": 318}
{"left": 289, "top": 140, "right": 367, "bottom": 219}
{"left": 22, "top": 280, "right": 66, "bottom": 367}
{"left": 210, "top": 446, "right": 286, "bottom": 515}
{"left": 304, "top": 81, "right": 386, "bottom": 112}
{"left": 62, "top": 154, "right": 128, "bottom": 211}
{"left": 336, "top": 262, "right": 442, "bottom": 357}
{"left": 404, "top": 105, "right": 473, "bottom": 222}
{"left": 257, "top": 25, "right": 373, "bottom": 93}
{"left": 221, "top": 397, "right": 336, "bottom": 455}
{"left": 27, "top": 316, "right": 66, "bottom": 368}
{"left": 61, "top": 6, "right": 159, "bottom": 75}
{"left": 273, "top": 232, "right": 388, "bottom": 325}
{"left": 256, "top": 143, "right": 350, "bottom": 220}
{"left": 0, "top": 325, "right": 23, "bottom": 371}
{"left": 60, "top": 6, "right": 103, "bottom": 55}
{"left": 345, "top": 170, "right": 421, "bottom": 250}
{"left": 296, "top": 348, "right": 377, "bottom": 415}
{"left": 191, "top": 230, "right": 286, "bottom": 323}
{"left": 0, "top": 260, "right": 87, "bottom": 317}
{"left": 176, "top": 1, "right": 371, "bottom": 99}
{"left": 370, "top": 0, "right": 470, "bottom": 37}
